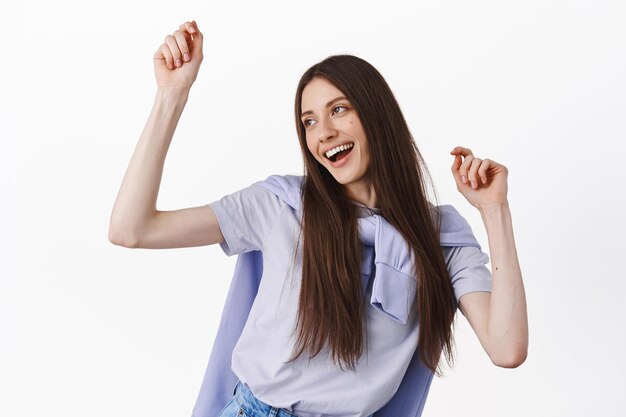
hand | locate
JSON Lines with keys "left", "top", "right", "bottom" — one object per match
{"left": 450, "top": 146, "right": 509, "bottom": 210}
{"left": 153, "top": 20, "right": 204, "bottom": 90}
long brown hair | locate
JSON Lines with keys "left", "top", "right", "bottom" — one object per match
{"left": 286, "top": 54, "right": 457, "bottom": 376}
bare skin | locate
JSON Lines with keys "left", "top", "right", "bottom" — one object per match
{"left": 450, "top": 147, "right": 528, "bottom": 367}
{"left": 108, "top": 20, "right": 224, "bottom": 249}
{"left": 300, "top": 77, "right": 377, "bottom": 208}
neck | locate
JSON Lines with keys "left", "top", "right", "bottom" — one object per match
{"left": 344, "top": 175, "right": 377, "bottom": 208}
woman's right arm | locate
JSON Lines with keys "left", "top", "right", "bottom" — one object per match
{"left": 108, "top": 20, "right": 224, "bottom": 249}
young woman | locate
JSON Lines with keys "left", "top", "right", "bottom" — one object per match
{"left": 109, "top": 20, "right": 528, "bottom": 417}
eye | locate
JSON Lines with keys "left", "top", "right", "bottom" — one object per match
{"left": 302, "top": 105, "right": 348, "bottom": 128}
{"left": 332, "top": 105, "right": 347, "bottom": 115}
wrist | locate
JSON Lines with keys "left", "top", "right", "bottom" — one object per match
{"left": 478, "top": 201, "right": 510, "bottom": 215}
{"left": 154, "top": 87, "right": 190, "bottom": 112}
{"left": 156, "top": 85, "right": 191, "bottom": 101}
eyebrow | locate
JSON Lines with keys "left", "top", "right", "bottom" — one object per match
{"left": 301, "top": 96, "right": 347, "bottom": 119}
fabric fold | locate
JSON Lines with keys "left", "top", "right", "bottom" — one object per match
{"left": 192, "top": 174, "right": 485, "bottom": 417}
{"left": 369, "top": 262, "right": 417, "bottom": 324}
{"left": 252, "top": 175, "right": 481, "bottom": 325}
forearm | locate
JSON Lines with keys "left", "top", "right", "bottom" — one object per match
{"left": 479, "top": 202, "right": 528, "bottom": 366}
{"left": 109, "top": 87, "right": 190, "bottom": 245}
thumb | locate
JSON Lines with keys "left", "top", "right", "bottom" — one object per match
{"left": 451, "top": 154, "right": 463, "bottom": 184}
{"left": 189, "top": 21, "right": 203, "bottom": 56}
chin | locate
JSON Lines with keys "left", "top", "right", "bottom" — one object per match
{"left": 331, "top": 171, "right": 362, "bottom": 185}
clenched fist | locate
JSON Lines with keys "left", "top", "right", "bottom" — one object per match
{"left": 153, "top": 20, "right": 204, "bottom": 90}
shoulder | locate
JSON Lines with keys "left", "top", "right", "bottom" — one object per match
{"left": 252, "top": 174, "right": 304, "bottom": 191}
{"left": 431, "top": 203, "right": 467, "bottom": 230}
{"left": 430, "top": 203, "right": 482, "bottom": 249}
{"left": 251, "top": 174, "right": 304, "bottom": 211}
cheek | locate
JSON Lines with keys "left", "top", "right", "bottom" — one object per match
{"left": 361, "top": 141, "right": 371, "bottom": 160}
{"left": 305, "top": 141, "right": 318, "bottom": 159}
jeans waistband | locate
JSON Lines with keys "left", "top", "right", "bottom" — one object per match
{"left": 234, "top": 381, "right": 301, "bottom": 417}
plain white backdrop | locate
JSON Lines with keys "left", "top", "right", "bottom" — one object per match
{"left": 2, "top": 1, "right": 625, "bottom": 416}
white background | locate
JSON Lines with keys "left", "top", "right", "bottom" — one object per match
{"left": 2, "top": 1, "right": 625, "bottom": 416}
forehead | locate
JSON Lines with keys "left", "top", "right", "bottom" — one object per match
{"left": 301, "top": 77, "right": 344, "bottom": 109}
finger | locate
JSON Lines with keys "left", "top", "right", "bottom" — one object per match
{"left": 459, "top": 154, "right": 474, "bottom": 184}
{"left": 478, "top": 158, "right": 493, "bottom": 184}
{"left": 450, "top": 146, "right": 474, "bottom": 184}
{"left": 164, "top": 34, "right": 183, "bottom": 68}
{"left": 451, "top": 154, "right": 462, "bottom": 183}
{"left": 172, "top": 29, "right": 192, "bottom": 63}
{"left": 468, "top": 157, "right": 483, "bottom": 188}
{"left": 160, "top": 44, "right": 174, "bottom": 70}
{"left": 451, "top": 153, "right": 462, "bottom": 172}
{"left": 182, "top": 20, "right": 203, "bottom": 58}
{"left": 179, "top": 20, "right": 197, "bottom": 37}
{"left": 451, "top": 154, "right": 468, "bottom": 187}
{"left": 450, "top": 146, "right": 474, "bottom": 157}
{"left": 178, "top": 22, "right": 194, "bottom": 62}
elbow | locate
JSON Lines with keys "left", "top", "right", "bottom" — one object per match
{"left": 108, "top": 226, "right": 139, "bottom": 248}
{"left": 491, "top": 347, "right": 527, "bottom": 369}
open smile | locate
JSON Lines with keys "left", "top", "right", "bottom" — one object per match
{"left": 326, "top": 145, "right": 354, "bottom": 168}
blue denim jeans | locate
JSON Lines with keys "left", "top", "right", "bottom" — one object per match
{"left": 217, "top": 380, "right": 300, "bottom": 417}
{"left": 217, "top": 380, "right": 374, "bottom": 417}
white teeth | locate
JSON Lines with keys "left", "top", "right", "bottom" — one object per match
{"left": 325, "top": 143, "right": 354, "bottom": 159}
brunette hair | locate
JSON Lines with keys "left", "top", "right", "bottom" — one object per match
{"left": 286, "top": 54, "right": 457, "bottom": 376}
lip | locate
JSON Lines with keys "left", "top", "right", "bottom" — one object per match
{"left": 327, "top": 144, "right": 354, "bottom": 168}
{"left": 321, "top": 141, "right": 355, "bottom": 157}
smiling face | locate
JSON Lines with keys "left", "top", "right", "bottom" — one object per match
{"left": 300, "top": 77, "right": 372, "bottom": 191}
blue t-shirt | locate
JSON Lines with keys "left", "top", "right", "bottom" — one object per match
{"left": 207, "top": 178, "right": 492, "bottom": 417}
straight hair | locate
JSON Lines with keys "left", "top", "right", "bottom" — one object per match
{"left": 286, "top": 54, "right": 457, "bottom": 377}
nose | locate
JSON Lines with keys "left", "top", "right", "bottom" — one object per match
{"left": 317, "top": 118, "right": 338, "bottom": 143}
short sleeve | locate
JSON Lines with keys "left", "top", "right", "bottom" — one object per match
{"left": 206, "top": 183, "right": 285, "bottom": 256}
{"left": 443, "top": 245, "right": 493, "bottom": 306}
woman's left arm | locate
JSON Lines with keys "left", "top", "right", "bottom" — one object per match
{"left": 449, "top": 146, "right": 529, "bottom": 368}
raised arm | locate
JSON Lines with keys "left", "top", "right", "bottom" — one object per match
{"left": 108, "top": 20, "right": 224, "bottom": 249}
{"left": 450, "top": 146, "right": 529, "bottom": 368}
